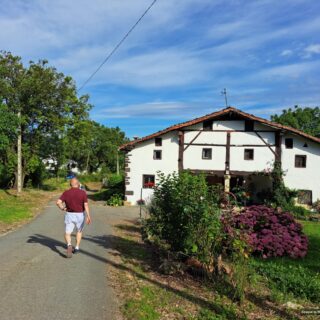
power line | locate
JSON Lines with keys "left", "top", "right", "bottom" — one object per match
{"left": 78, "top": 0, "right": 158, "bottom": 92}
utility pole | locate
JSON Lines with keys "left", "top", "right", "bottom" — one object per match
{"left": 221, "top": 88, "right": 228, "bottom": 108}
{"left": 17, "top": 111, "right": 22, "bottom": 194}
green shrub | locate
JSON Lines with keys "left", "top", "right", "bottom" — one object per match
{"left": 91, "top": 173, "right": 124, "bottom": 202}
{"left": 251, "top": 259, "right": 320, "bottom": 302}
{"left": 196, "top": 309, "right": 226, "bottom": 320}
{"left": 77, "top": 173, "right": 102, "bottom": 183}
{"left": 0, "top": 163, "right": 13, "bottom": 188}
{"left": 270, "top": 161, "right": 298, "bottom": 209}
{"left": 145, "top": 171, "right": 222, "bottom": 267}
{"left": 231, "top": 185, "right": 252, "bottom": 206}
{"left": 106, "top": 194, "right": 123, "bottom": 207}
{"left": 313, "top": 200, "right": 320, "bottom": 213}
{"left": 284, "top": 203, "right": 311, "bottom": 219}
{"left": 106, "top": 173, "right": 124, "bottom": 188}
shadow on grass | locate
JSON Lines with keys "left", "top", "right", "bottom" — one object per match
{"left": 115, "top": 224, "right": 141, "bottom": 233}
{"left": 27, "top": 226, "right": 295, "bottom": 320}
{"left": 87, "top": 189, "right": 110, "bottom": 201}
{"left": 84, "top": 184, "right": 100, "bottom": 193}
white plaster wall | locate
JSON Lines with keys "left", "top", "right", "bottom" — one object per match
{"left": 212, "top": 120, "right": 244, "bottom": 130}
{"left": 231, "top": 131, "right": 275, "bottom": 145}
{"left": 230, "top": 131, "right": 276, "bottom": 171}
{"left": 126, "top": 131, "right": 179, "bottom": 204}
{"left": 184, "top": 146, "right": 226, "bottom": 170}
{"left": 184, "top": 131, "right": 226, "bottom": 144}
{"left": 282, "top": 134, "right": 320, "bottom": 202}
{"left": 187, "top": 120, "right": 245, "bottom": 131}
{"left": 254, "top": 122, "right": 276, "bottom": 131}
{"left": 230, "top": 146, "right": 275, "bottom": 171}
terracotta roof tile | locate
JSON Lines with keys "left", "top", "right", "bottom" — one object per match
{"left": 119, "top": 106, "right": 320, "bottom": 150}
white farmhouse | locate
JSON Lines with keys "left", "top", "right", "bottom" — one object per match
{"left": 120, "top": 107, "right": 320, "bottom": 206}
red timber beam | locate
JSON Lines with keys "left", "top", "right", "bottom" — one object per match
{"left": 178, "top": 130, "right": 184, "bottom": 172}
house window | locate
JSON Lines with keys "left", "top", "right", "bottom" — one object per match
{"left": 244, "top": 149, "right": 254, "bottom": 160}
{"left": 202, "top": 148, "right": 212, "bottom": 159}
{"left": 203, "top": 120, "right": 213, "bottom": 131}
{"left": 143, "top": 175, "right": 155, "bottom": 189}
{"left": 155, "top": 137, "right": 162, "bottom": 146}
{"left": 285, "top": 138, "right": 293, "bottom": 149}
{"left": 153, "top": 150, "right": 162, "bottom": 160}
{"left": 244, "top": 120, "right": 254, "bottom": 132}
{"left": 295, "top": 155, "right": 306, "bottom": 168}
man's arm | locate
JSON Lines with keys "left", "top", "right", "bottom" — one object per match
{"left": 84, "top": 202, "right": 91, "bottom": 224}
{"left": 56, "top": 199, "right": 67, "bottom": 212}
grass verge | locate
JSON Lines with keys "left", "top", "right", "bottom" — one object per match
{"left": 108, "top": 219, "right": 311, "bottom": 320}
{"left": 0, "top": 188, "right": 59, "bottom": 234}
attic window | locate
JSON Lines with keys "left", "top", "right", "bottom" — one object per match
{"left": 295, "top": 155, "right": 306, "bottom": 168}
{"left": 244, "top": 120, "right": 254, "bottom": 132}
{"left": 153, "top": 150, "right": 162, "bottom": 160}
{"left": 244, "top": 149, "right": 254, "bottom": 160}
{"left": 155, "top": 137, "right": 162, "bottom": 146}
{"left": 285, "top": 138, "right": 293, "bottom": 149}
{"left": 203, "top": 120, "right": 213, "bottom": 131}
{"left": 202, "top": 148, "right": 212, "bottom": 160}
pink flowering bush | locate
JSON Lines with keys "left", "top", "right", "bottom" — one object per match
{"left": 223, "top": 205, "right": 308, "bottom": 258}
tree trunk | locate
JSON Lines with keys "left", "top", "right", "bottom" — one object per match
{"left": 17, "top": 112, "right": 22, "bottom": 194}
{"left": 116, "top": 151, "right": 119, "bottom": 175}
{"left": 85, "top": 151, "right": 90, "bottom": 173}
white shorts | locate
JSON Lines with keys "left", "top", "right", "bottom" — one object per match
{"left": 65, "top": 212, "right": 85, "bottom": 234}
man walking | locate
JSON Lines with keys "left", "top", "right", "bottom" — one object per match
{"left": 56, "top": 178, "right": 92, "bottom": 258}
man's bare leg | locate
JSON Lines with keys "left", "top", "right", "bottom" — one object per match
{"left": 65, "top": 233, "right": 73, "bottom": 258}
{"left": 76, "top": 231, "right": 82, "bottom": 249}
{"left": 65, "top": 233, "right": 72, "bottom": 246}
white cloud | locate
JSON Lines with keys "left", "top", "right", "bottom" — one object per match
{"left": 280, "top": 49, "right": 293, "bottom": 56}
{"left": 93, "top": 101, "right": 216, "bottom": 119}
{"left": 1, "top": 0, "right": 320, "bottom": 132}
{"left": 303, "top": 43, "right": 320, "bottom": 58}
{"left": 257, "top": 61, "right": 320, "bottom": 79}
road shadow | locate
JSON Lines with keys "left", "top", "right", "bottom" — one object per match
{"left": 27, "top": 233, "right": 238, "bottom": 318}
{"left": 27, "top": 234, "right": 67, "bottom": 258}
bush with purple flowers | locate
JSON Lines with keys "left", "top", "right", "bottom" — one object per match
{"left": 224, "top": 205, "right": 308, "bottom": 258}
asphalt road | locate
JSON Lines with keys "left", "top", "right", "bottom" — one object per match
{"left": 0, "top": 198, "right": 139, "bottom": 320}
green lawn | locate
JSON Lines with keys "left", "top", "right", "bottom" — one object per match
{"left": 40, "top": 178, "right": 69, "bottom": 191}
{"left": 251, "top": 220, "right": 320, "bottom": 303}
{"left": 0, "top": 189, "right": 57, "bottom": 224}
{"left": 1, "top": 191, "right": 31, "bottom": 223}
{"left": 0, "top": 177, "right": 96, "bottom": 226}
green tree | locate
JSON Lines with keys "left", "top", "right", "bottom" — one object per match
{"left": 65, "top": 120, "right": 128, "bottom": 173}
{"left": 0, "top": 104, "right": 18, "bottom": 187}
{"left": 0, "top": 51, "right": 91, "bottom": 188}
{"left": 0, "top": 104, "right": 18, "bottom": 152}
{"left": 271, "top": 106, "right": 320, "bottom": 137}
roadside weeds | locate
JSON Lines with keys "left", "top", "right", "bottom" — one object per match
{"left": 107, "top": 219, "right": 305, "bottom": 320}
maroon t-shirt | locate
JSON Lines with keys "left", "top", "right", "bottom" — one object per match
{"left": 60, "top": 188, "right": 88, "bottom": 213}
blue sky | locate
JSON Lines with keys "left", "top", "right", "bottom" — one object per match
{"left": 1, "top": 0, "right": 320, "bottom": 138}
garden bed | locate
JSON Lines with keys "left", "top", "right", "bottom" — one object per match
{"left": 107, "top": 219, "right": 319, "bottom": 319}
